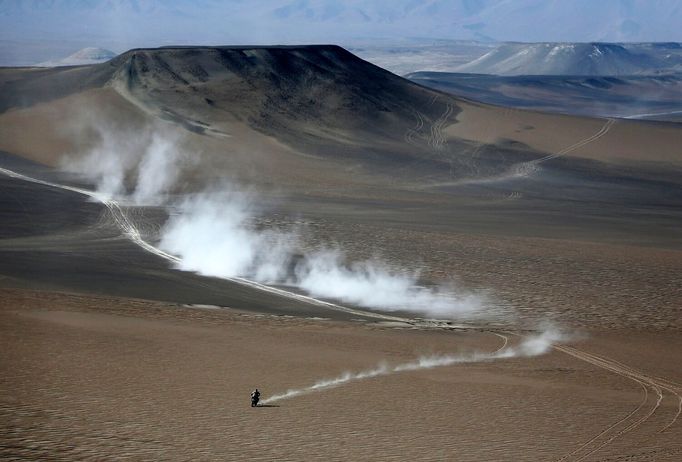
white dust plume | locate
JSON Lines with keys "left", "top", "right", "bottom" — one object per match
{"left": 131, "top": 132, "right": 184, "bottom": 205}
{"left": 61, "top": 117, "right": 497, "bottom": 320}
{"left": 60, "top": 117, "right": 187, "bottom": 203}
{"left": 159, "top": 189, "right": 296, "bottom": 282}
{"left": 159, "top": 189, "right": 492, "bottom": 320}
{"left": 262, "top": 328, "right": 568, "bottom": 404}
{"left": 295, "top": 249, "right": 485, "bottom": 318}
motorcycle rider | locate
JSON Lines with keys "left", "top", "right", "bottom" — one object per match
{"left": 251, "top": 388, "right": 261, "bottom": 407}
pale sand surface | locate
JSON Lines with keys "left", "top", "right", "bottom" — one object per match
{"left": 293, "top": 217, "right": 682, "bottom": 330}
{"left": 448, "top": 101, "right": 682, "bottom": 165}
{"left": 1, "top": 48, "right": 682, "bottom": 461}
{"left": 1, "top": 289, "right": 681, "bottom": 461}
{"left": 0, "top": 86, "right": 423, "bottom": 200}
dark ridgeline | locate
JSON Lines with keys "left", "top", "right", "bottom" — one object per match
{"left": 407, "top": 71, "right": 682, "bottom": 121}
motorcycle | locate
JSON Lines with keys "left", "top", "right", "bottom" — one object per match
{"left": 251, "top": 394, "right": 260, "bottom": 407}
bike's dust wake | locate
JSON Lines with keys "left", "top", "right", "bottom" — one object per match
{"left": 262, "top": 329, "right": 567, "bottom": 404}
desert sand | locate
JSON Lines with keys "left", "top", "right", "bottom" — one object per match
{"left": 1, "top": 289, "right": 681, "bottom": 461}
{"left": 1, "top": 46, "right": 681, "bottom": 460}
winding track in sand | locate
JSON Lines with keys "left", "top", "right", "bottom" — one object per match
{"left": 403, "top": 109, "right": 425, "bottom": 148}
{"left": 554, "top": 344, "right": 680, "bottom": 461}
{"left": 394, "top": 100, "right": 457, "bottom": 179}
{"left": 414, "top": 116, "right": 616, "bottom": 194}
{"left": 0, "top": 165, "right": 406, "bottom": 322}
{"left": 429, "top": 102, "right": 454, "bottom": 151}
{"left": 3, "top": 164, "right": 680, "bottom": 459}
{"left": 496, "top": 329, "right": 680, "bottom": 461}
{"left": 514, "top": 118, "right": 616, "bottom": 177}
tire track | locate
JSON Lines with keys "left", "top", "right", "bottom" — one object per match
{"left": 515, "top": 118, "right": 615, "bottom": 178}
{"left": 404, "top": 110, "right": 425, "bottom": 148}
{"left": 558, "top": 348, "right": 655, "bottom": 462}
{"left": 395, "top": 100, "right": 455, "bottom": 178}
{"left": 415, "top": 116, "right": 616, "bottom": 190}
{"left": 539, "top": 118, "right": 616, "bottom": 162}
{"left": 425, "top": 101, "right": 455, "bottom": 177}
{"left": 0, "top": 166, "right": 408, "bottom": 323}
{"left": 491, "top": 332, "right": 509, "bottom": 352}
{"left": 556, "top": 379, "right": 650, "bottom": 462}
{"left": 428, "top": 102, "right": 454, "bottom": 151}
{"left": 554, "top": 344, "right": 679, "bottom": 461}
{"left": 598, "top": 355, "right": 682, "bottom": 435}
{"left": 576, "top": 350, "right": 682, "bottom": 434}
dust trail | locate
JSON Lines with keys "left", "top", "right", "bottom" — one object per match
{"left": 262, "top": 329, "right": 566, "bottom": 404}
{"left": 159, "top": 191, "right": 494, "bottom": 321}
{"left": 0, "top": 165, "right": 404, "bottom": 322}
{"left": 59, "top": 116, "right": 187, "bottom": 203}
{"left": 20, "top": 114, "right": 498, "bottom": 321}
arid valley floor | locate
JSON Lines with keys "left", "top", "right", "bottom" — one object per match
{"left": 1, "top": 46, "right": 681, "bottom": 460}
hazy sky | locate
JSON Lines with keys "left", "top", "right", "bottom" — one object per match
{"left": 1, "top": 0, "right": 682, "bottom": 65}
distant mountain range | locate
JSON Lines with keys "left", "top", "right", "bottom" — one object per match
{"left": 1, "top": 0, "right": 682, "bottom": 67}
{"left": 407, "top": 72, "right": 682, "bottom": 121}
{"left": 348, "top": 40, "right": 494, "bottom": 76}
{"left": 400, "top": 40, "right": 682, "bottom": 120}
{"left": 38, "top": 47, "right": 117, "bottom": 67}
{"left": 21, "top": 40, "right": 682, "bottom": 78}
{"left": 453, "top": 42, "right": 682, "bottom": 76}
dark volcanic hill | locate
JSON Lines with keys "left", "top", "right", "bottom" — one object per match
{"left": 107, "top": 45, "right": 455, "bottom": 164}
{"left": 2, "top": 45, "right": 543, "bottom": 184}
{"left": 1, "top": 45, "right": 682, "bottom": 210}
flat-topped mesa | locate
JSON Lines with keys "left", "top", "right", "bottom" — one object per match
{"left": 1, "top": 45, "right": 473, "bottom": 182}
{"left": 101, "top": 45, "right": 463, "bottom": 170}
{"left": 2, "top": 45, "right": 450, "bottom": 115}
{"left": 107, "top": 45, "right": 449, "bottom": 124}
